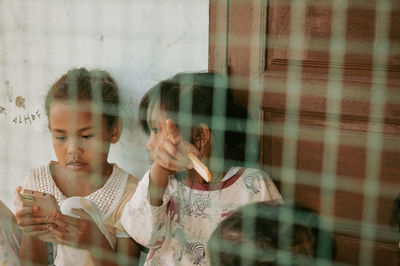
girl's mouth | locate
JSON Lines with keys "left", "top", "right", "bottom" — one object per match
{"left": 67, "top": 161, "right": 87, "bottom": 170}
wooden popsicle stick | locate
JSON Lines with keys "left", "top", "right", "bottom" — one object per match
{"left": 188, "top": 153, "right": 211, "bottom": 183}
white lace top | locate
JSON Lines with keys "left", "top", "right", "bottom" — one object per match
{"left": 15, "top": 162, "right": 139, "bottom": 266}
{"left": 24, "top": 162, "right": 128, "bottom": 220}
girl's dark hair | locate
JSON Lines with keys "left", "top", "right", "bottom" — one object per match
{"left": 138, "top": 72, "right": 259, "bottom": 168}
{"left": 45, "top": 68, "right": 120, "bottom": 129}
{"left": 207, "top": 202, "right": 337, "bottom": 266}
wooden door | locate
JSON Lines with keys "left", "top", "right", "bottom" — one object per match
{"left": 209, "top": 0, "right": 400, "bottom": 265}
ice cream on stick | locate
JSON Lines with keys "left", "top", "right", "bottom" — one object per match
{"left": 188, "top": 153, "right": 211, "bottom": 183}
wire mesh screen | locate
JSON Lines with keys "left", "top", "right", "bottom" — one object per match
{"left": 209, "top": 0, "right": 400, "bottom": 265}
{"left": 0, "top": 0, "right": 399, "bottom": 266}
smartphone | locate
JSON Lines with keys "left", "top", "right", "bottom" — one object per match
{"left": 21, "top": 189, "right": 61, "bottom": 217}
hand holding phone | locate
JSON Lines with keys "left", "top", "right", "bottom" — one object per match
{"left": 20, "top": 189, "right": 61, "bottom": 217}
{"left": 15, "top": 189, "right": 61, "bottom": 241}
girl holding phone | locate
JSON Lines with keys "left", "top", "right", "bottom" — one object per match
{"left": 14, "top": 68, "right": 141, "bottom": 265}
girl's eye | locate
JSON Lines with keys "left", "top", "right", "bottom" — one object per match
{"left": 55, "top": 136, "right": 66, "bottom": 141}
{"left": 151, "top": 128, "right": 159, "bottom": 134}
{"left": 81, "top": 134, "right": 94, "bottom": 139}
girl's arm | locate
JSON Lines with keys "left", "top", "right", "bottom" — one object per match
{"left": 16, "top": 208, "right": 50, "bottom": 265}
{"left": 114, "top": 237, "right": 141, "bottom": 266}
{"left": 85, "top": 237, "right": 140, "bottom": 266}
{"left": 120, "top": 119, "right": 200, "bottom": 247}
{"left": 120, "top": 170, "right": 170, "bottom": 248}
{"left": 19, "top": 235, "right": 48, "bottom": 265}
{"left": 14, "top": 187, "right": 51, "bottom": 265}
{"left": 148, "top": 119, "right": 199, "bottom": 206}
{"left": 148, "top": 163, "right": 171, "bottom": 206}
{"left": 87, "top": 236, "right": 139, "bottom": 266}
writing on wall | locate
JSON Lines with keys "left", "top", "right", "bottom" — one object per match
{"left": 2, "top": 81, "right": 42, "bottom": 126}
{"left": 0, "top": 106, "right": 41, "bottom": 125}
{"left": 12, "top": 110, "right": 41, "bottom": 125}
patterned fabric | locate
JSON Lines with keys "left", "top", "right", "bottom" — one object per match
{"left": 121, "top": 167, "right": 282, "bottom": 266}
{"left": 0, "top": 201, "right": 21, "bottom": 266}
{"left": 0, "top": 225, "right": 21, "bottom": 266}
{"left": 45, "top": 242, "right": 55, "bottom": 266}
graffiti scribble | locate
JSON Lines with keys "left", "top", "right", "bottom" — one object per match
{"left": 5, "top": 81, "right": 14, "bottom": 103}
{"left": 0, "top": 106, "right": 6, "bottom": 116}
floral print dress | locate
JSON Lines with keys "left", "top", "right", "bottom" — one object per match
{"left": 120, "top": 167, "right": 282, "bottom": 266}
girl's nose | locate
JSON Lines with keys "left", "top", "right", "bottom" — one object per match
{"left": 67, "top": 138, "right": 81, "bottom": 154}
{"left": 146, "top": 134, "right": 155, "bottom": 151}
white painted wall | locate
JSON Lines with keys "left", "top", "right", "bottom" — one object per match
{"left": 0, "top": 0, "right": 209, "bottom": 209}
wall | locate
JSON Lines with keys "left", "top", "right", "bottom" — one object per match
{"left": 0, "top": 0, "right": 209, "bottom": 209}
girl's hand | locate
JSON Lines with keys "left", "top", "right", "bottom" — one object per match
{"left": 153, "top": 119, "right": 200, "bottom": 172}
{"left": 15, "top": 187, "right": 50, "bottom": 238}
{"left": 15, "top": 206, "right": 50, "bottom": 237}
{"left": 47, "top": 208, "right": 110, "bottom": 250}
{"left": 148, "top": 119, "right": 202, "bottom": 206}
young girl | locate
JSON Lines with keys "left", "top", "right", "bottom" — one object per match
{"left": 14, "top": 68, "right": 141, "bottom": 265}
{"left": 120, "top": 72, "right": 283, "bottom": 265}
{"left": 208, "top": 202, "right": 336, "bottom": 266}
